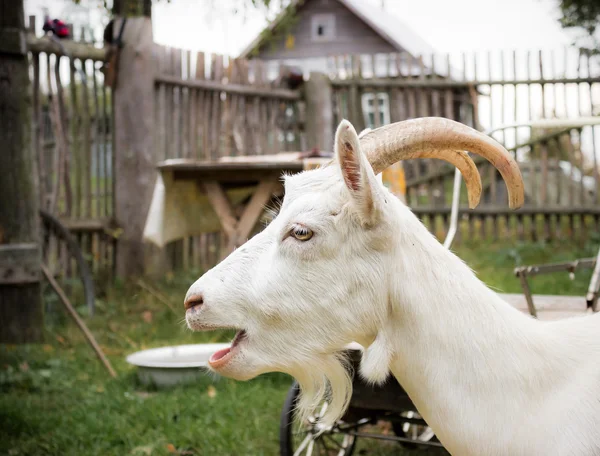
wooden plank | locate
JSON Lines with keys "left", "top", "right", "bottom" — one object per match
{"left": 417, "top": 54, "right": 426, "bottom": 118}
{"left": 91, "top": 55, "right": 102, "bottom": 218}
{"left": 32, "top": 50, "right": 45, "bottom": 209}
{"left": 331, "top": 76, "right": 600, "bottom": 88}
{"left": 253, "top": 59, "right": 264, "bottom": 155}
{"left": 55, "top": 54, "right": 73, "bottom": 216}
{"left": 540, "top": 142, "right": 549, "bottom": 205}
{"left": 188, "top": 85, "right": 197, "bottom": 158}
{"left": 181, "top": 84, "right": 189, "bottom": 158}
{"left": 201, "top": 181, "right": 238, "bottom": 239}
{"left": 26, "top": 34, "right": 107, "bottom": 60}
{"left": 59, "top": 218, "right": 115, "bottom": 231}
{"left": 234, "top": 179, "right": 278, "bottom": 243}
{"left": 163, "top": 48, "right": 173, "bottom": 160}
{"left": 410, "top": 206, "right": 600, "bottom": 216}
{"left": 69, "top": 56, "right": 81, "bottom": 218}
{"left": 195, "top": 51, "right": 207, "bottom": 160}
{"left": 81, "top": 58, "right": 92, "bottom": 219}
{"left": 195, "top": 51, "right": 205, "bottom": 79}
{"left": 173, "top": 48, "right": 183, "bottom": 158}
{"left": 347, "top": 55, "right": 362, "bottom": 130}
{"left": 586, "top": 53, "right": 600, "bottom": 205}
{"left": 155, "top": 74, "right": 301, "bottom": 100}
{"left": 489, "top": 51, "right": 499, "bottom": 203}
{"left": 550, "top": 138, "right": 562, "bottom": 206}
{"left": 210, "top": 53, "right": 224, "bottom": 160}
{"left": 101, "top": 54, "right": 110, "bottom": 217}
{"left": 234, "top": 58, "right": 249, "bottom": 156}
{"left": 155, "top": 46, "right": 167, "bottom": 161}
{"left": 267, "top": 84, "right": 279, "bottom": 154}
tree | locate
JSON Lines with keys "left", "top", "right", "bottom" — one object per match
{"left": 0, "top": 0, "right": 44, "bottom": 342}
{"left": 558, "top": 0, "right": 600, "bottom": 52}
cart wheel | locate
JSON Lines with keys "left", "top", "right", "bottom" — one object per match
{"left": 391, "top": 410, "right": 437, "bottom": 450}
{"left": 280, "top": 381, "right": 357, "bottom": 456}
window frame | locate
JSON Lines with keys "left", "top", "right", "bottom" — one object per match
{"left": 361, "top": 92, "right": 391, "bottom": 129}
{"left": 310, "top": 13, "right": 336, "bottom": 42}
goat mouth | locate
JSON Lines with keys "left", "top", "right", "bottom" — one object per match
{"left": 209, "top": 329, "right": 247, "bottom": 368}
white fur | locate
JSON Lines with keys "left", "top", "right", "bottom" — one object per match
{"left": 185, "top": 120, "right": 600, "bottom": 455}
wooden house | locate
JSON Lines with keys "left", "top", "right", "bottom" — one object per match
{"left": 240, "top": 0, "right": 470, "bottom": 133}
{"left": 240, "top": 0, "right": 436, "bottom": 74}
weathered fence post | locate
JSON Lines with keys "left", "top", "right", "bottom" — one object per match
{"left": 304, "top": 72, "right": 334, "bottom": 152}
{"left": 113, "top": 16, "right": 159, "bottom": 278}
{"left": 0, "top": 0, "right": 44, "bottom": 342}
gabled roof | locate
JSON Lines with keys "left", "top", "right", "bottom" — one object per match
{"left": 341, "top": 0, "right": 435, "bottom": 57}
{"left": 239, "top": 0, "right": 436, "bottom": 59}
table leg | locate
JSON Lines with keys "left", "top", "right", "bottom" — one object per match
{"left": 220, "top": 179, "right": 278, "bottom": 260}
{"left": 201, "top": 179, "right": 279, "bottom": 262}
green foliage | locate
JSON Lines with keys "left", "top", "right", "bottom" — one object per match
{"left": 250, "top": 2, "right": 300, "bottom": 57}
{"left": 558, "top": 0, "right": 600, "bottom": 52}
{"left": 455, "top": 236, "right": 598, "bottom": 296}
{"left": 559, "top": 0, "right": 600, "bottom": 37}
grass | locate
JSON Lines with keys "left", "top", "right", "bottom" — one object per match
{"left": 1, "top": 237, "right": 598, "bottom": 456}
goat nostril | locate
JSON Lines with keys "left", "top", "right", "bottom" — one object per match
{"left": 184, "top": 294, "right": 204, "bottom": 310}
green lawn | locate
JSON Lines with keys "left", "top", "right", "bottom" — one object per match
{"left": 1, "top": 237, "right": 598, "bottom": 456}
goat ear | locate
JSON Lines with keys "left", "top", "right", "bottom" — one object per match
{"left": 335, "top": 120, "right": 380, "bottom": 225}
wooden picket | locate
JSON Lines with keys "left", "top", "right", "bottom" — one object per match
{"left": 152, "top": 45, "right": 305, "bottom": 270}
{"left": 27, "top": 16, "right": 116, "bottom": 288}
{"left": 329, "top": 50, "right": 600, "bottom": 243}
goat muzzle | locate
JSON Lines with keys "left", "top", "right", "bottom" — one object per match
{"left": 359, "top": 117, "right": 525, "bottom": 209}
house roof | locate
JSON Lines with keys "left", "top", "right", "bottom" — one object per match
{"left": 238, "top": 0, "right": 436, "bottom": 59}
{"left": 341, "top": 0, "right": 435, "bottom": 57}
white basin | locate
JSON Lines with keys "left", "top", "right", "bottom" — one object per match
{"left": 126, "top": 343, "right": 230, "bottom": 387}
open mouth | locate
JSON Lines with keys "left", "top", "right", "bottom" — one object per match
{"left": 209, "top": 329, "right": 247, "bottom": 368}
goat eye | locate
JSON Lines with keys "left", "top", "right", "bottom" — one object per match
{"left": 290, "top": 224, "right": 313, "bottom": 241}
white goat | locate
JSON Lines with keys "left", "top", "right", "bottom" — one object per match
{"left": 184, "top": 118, "right": 600, "bottom": 455}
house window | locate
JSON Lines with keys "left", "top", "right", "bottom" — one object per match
{"left": 361, "top": 93, "right": 391, "bottom": 129}
{"left": 311, "top": 14, "right": 335, "bottom": 42}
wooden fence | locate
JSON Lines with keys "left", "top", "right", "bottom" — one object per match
{"left": 329, "top": 50, "right": 600, "bottom": 242}
{"left": 28, "top": 25, "right": 600, "bottom": 282}
{"left": 152, "top": 45, "right": 305, "bottom": 271}
{"left": 27, "top": 17, "right": 116, "bottom": 288}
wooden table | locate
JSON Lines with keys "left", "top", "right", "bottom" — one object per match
{"left": 142, "top": 157, "right": 328, "bottom": 260}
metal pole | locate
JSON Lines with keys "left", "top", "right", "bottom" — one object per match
{"left": 443, "top": 168, "right": 462, "bottom": 249}
{"left": 586, "top": 246, "right": 600, "bottom": 311}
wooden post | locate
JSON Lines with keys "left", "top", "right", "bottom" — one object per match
{"left": 0, "top": 0, "right": 44, "bottom": 343}
{"left": 304, "top": 72, "right": 334, "bottom": 152}
{"left": 113, "top": 16, "right": 158, "bottom": 277}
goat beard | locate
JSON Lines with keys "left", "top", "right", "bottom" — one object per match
{"left": 288, "top": 351, "right": 353, "bottom": 428}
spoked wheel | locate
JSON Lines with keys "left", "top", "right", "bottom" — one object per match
{"left": 391, "top": 410, "right": 438, "bottom": 449}
{"left": 280, "top": 381, "right": 358, "bottom": 456}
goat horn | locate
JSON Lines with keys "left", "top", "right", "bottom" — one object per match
{"left": 359, "top": 117, "right": 524, "bottom": 209}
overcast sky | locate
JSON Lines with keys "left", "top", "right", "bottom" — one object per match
{"left": 25, "top": 0, "right": 576, "bottom": 56}
{"left": 150, "top": 0, "right": 575, "bottom": 56}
